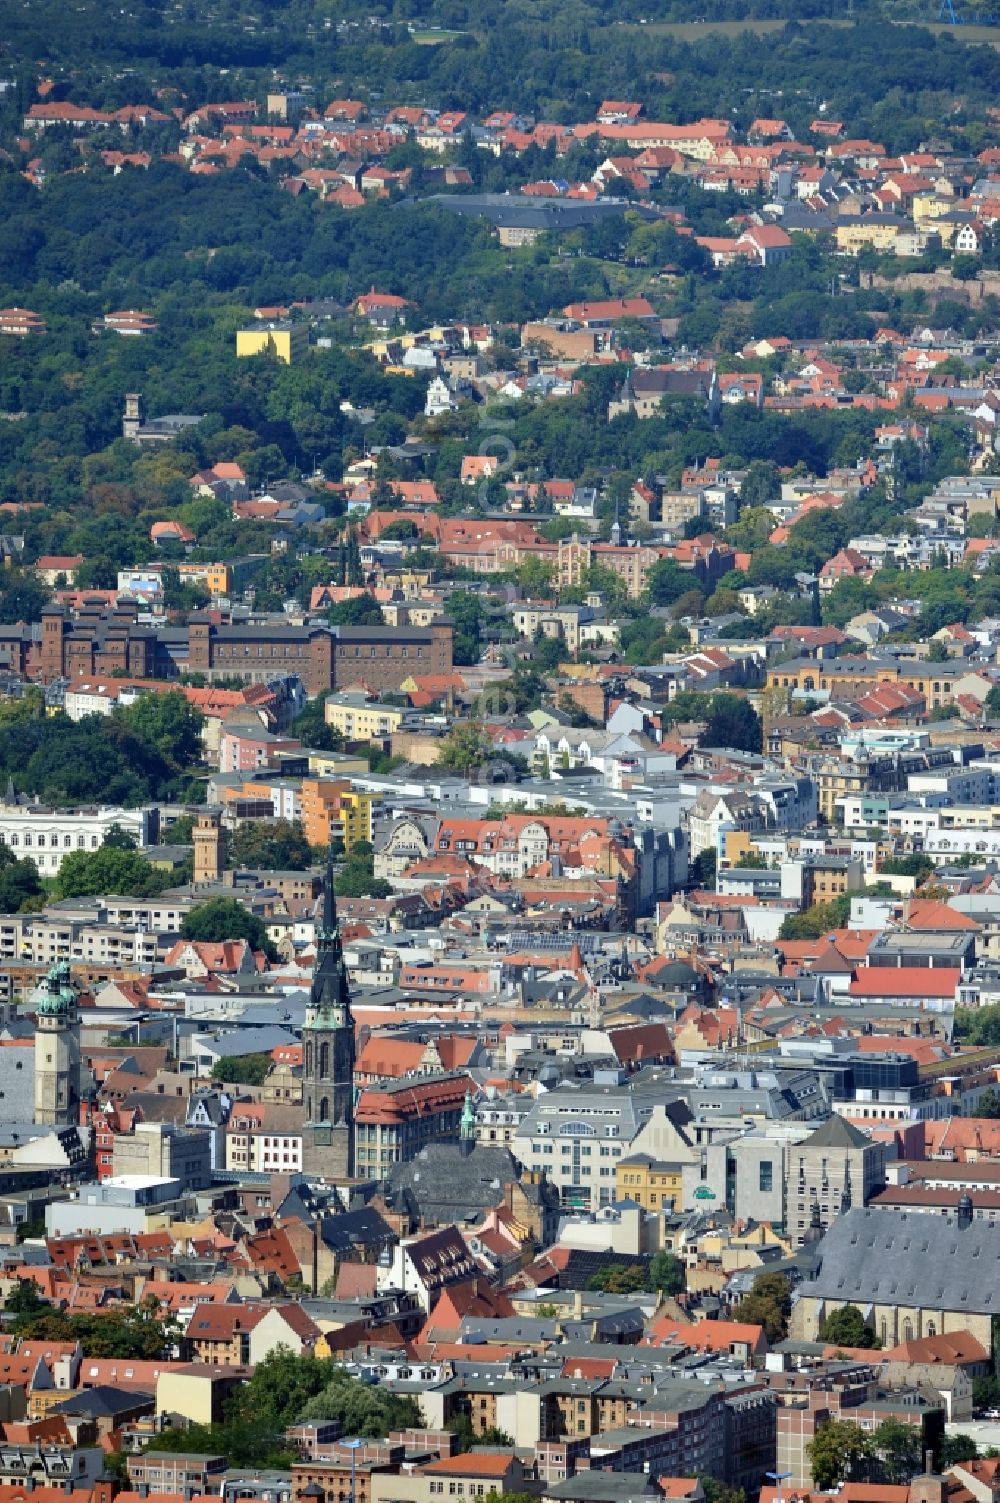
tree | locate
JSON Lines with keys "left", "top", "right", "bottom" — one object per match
{"left": 671, "top": 587, "right": 706, "bottom": 622}
{"left": 229, "top": 819, "right": 312, "bottom": 871}
{"left": 881, "top": 854, "right": 934, "bottom": 881}
{"left": 873, "top": 1418, "right": 922, "bottom": 1485}
{"left": 0, "top": 845, "right": 44, "bottom": 912}
{"left": 103, "top": 823, "right": 138, "bottom": 850}
{"left": 53, "top": 846, "right": 174, "bottom": 900}
{"left": 941, "top": 1434, "right": 979, "bottom": 1467}
{"left": 952, "top": 254, "right": 983, "bottom": 282}
{"left": 819, "top": 1304, "right": 880, "bottom": 1350}
{"left": 689, "top": 848, "right": 717, "bottom": 891}
{"left": 974, "top": 1373, "right": 1000, "bottom": 1412}
{"left": 5, "top": 1277, "right": 48, "bottom": 1317}
{"left": 648, "top": 1250, "right": 685, "bottom": 1296}
{"left": 445, "top": 1418, "right": 513, "bottom": 1453}
{"left": 114, "top": 690, "right": 203, "bottom": 773}
{"left": 699, "top": 1484, "right": 745, "bottom": 1503}
{"left": 698, "top": 695, "right": 762, "bottom": 754}
{"left": 0, "top": 572, "right": 51, "bottom": 625}
{"left": 779, "top": 895, "right": 853, "bottom": 940}
{"left": 335, "top": 846, "right": 392, "bottom": 899}
{"left": 14, "top": 1297, "right": 178, "bottom": 1359}
{"left": 955, "top": 1003, "right": 1000, "bottom": 1045}
{"left": 180, "top": 898, "right": 276, "bottom": 959}
{"left": 327, "top": 593, "right": 385, "bottom": 626}
{"left": 478, "top": 1428, "right": 515, "bottom": 1447}
{"left": 972, "top": 1088, "right": 1000, "bottom": 1119}
{"left": 511, "top": 557, "right": 556, "bottom": 598}
{"left": 732, "top": 1272, "right": 792, "bottom": 1344}
{"left": 211, "top": 1052, "right": 273, "bottom": 1086}
{"left": 291, "top": 695, "right": 345, "bottom": 753}
{"left": 809, "top": 1419, "right": 874, "bottom": 1491}
{"left": 297, "top": 1364, "right": 422, "bottom": 1434}
{"left": 149, "top": 1351, "right": 419, "bottom": 1465}
{"left": 436, "top": 723, "right": 492, "bottom": 773}
{"left": 647, "top": 559, "right": 697, "bottom": 608}
{"left": 586, "top": 1262, "right": 649, "bottom": 1294}
{"left": 445, "top": 1414, "right": 477, "bottom": 1452}
{"left": 739, "top": 460, "right": 781, "bottom": 509}
{"left": 448, "top": 591, "right": 487, "bottom": 666}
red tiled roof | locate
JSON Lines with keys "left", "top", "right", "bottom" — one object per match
{"left": 848, "top": 967, "right": 961, "bottom": 998}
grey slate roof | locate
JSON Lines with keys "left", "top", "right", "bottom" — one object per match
{"left": 801, "top": 1115, "right": 871, "bottom": 1150}
{"left": 318, "top": 1206, "right": 394, "bottom": 1254}
{"left": 385, "top": 1143, "right": 521, "bottom": 1225}
{"left": 195, "top": 1027, "right": 298, "bottom": 1058}
{"left": 54, "top": 1386, "right": 154, "bottom": 1417}
{"left": 803, "top": 1206, "right": 1000, "bottom": 1314}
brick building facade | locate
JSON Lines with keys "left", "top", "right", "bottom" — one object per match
{"left": 38, "top": 606, "right": 453, "bottom": 696}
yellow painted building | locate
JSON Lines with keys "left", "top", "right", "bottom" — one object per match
{"left": 765, "top": 656, "right": 965, "bottom": 711}
{"left": 835, "top": 216, "right": 904, "bottom": 254}
{"left": 912, "top": 192, "right": 955, "bottom": 227}
{"left": 616, "top": 1154, "right": 685, "bottom": 1211}
{"left": 307, "top": 750, "right": 371, "bottom": 778}
{"left": 236, "top": 322, "right": 308, "bottom": 364}
{"left": 178, "top": 561, "right": 230, "bottom": 595}
{"left": 301, "top": 778, "right": 379, "bottom": 850}
{"left": 323, "top": 695, "right": 405, "bottom": 741}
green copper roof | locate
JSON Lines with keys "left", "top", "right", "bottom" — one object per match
{"left": 34, "top": 960, "right": 77, "bottom": 1017}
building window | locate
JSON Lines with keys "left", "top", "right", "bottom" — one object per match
{"left": 759, "top": 1161, "right": 773, "bottom": 1193}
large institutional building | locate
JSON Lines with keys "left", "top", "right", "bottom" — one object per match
{"left": 37, "top": 603, "right": 453, "bottom": 696}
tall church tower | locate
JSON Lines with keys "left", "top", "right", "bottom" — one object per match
{"left": 302, "top": 858, "right": 356, "bottom": 1178}
{"left": 33, "top": 962, "right": 81, "bottom": 1126}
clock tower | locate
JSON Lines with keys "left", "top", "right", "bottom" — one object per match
{"left": 33, "top": 962, "right": 81, "bottom": 1127}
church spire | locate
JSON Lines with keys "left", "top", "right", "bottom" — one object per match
{"left": 301, "top": 854, "right": 357, "bottom": 1178}
{"left": 320, "top": 849, "right": 336, "bottom": 944}
{"left": 308, "top": 854, "right": 352, "bottom": 1028}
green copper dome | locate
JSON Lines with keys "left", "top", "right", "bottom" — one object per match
{"left": 34, "top": 961, "right": 76, "bottom": 1017}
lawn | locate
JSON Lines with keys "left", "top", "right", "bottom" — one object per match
{"left": 409, "top": 26, "right": 466, "bottom": 42}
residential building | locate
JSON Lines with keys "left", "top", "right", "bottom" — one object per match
{"left": 236, "top": 322, "right": 309, "bottom": 364}
{"left": 300, "top": 779, "right": 378, "bottom": 850}
{"left": 323, "top": 693, "right": 407, "bottom": 741}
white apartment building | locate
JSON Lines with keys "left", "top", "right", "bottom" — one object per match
{"left": 0, "top": 915, "right": 162, "bottom": 967}
{"left": 0, "top": 797, "right": 154, "bottom": 875}
{"left": 513, "top": 1085, "right": 650, "bottom": 1213}
{"left": 687, "top": 789, "right": 767, "bottom": 858}
{"left": 225, "top": 1124, "right": 303, "bottom": 1174}
{"left": 922, "top": 827, "right": 1000, "bottom": 859}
